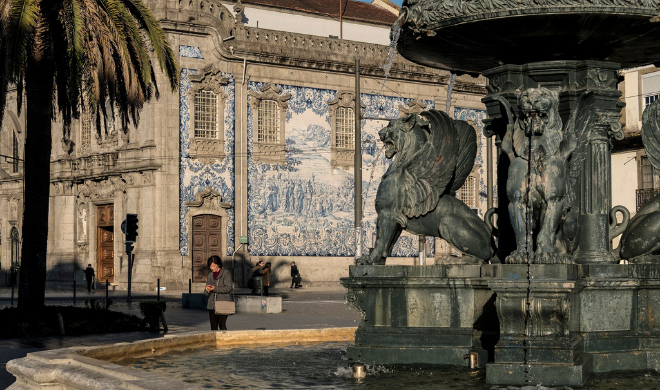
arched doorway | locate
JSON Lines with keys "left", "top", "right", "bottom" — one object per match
{"left": 191, "top": 214, "right": 222, "bottom": 282}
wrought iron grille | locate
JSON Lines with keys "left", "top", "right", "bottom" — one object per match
{"left": 636, "top": 188, "right": 660, "bottom": 211}
{"left": 80, "top": 108, "right": 92, "bottom": 149}
{"left": 258, "top": 100, "right": 279, "bottom": 143}
{"left": 194, "top": 90, "right": 218, "bottom": 139}
{"left": 335, "top": 107, "right": 354, "bottom": 149}
{"left": 457, "top": 175, "right": 477, "bottom": 208}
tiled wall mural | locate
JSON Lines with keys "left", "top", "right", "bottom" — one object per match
{"left": 179, "top": 67, "right": 235, "bottom": 255}
{"left": 179, "top": 45, "right": 204, "bottom": 59}
{"left": 454, "top": 107, "right": 497, "bottom": 213}
{"left": 247, "top": 81, "right": 436, "bottom": 257}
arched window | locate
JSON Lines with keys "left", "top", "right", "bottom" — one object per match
{"left": 10, "top": 227, "right": 19, "bottom": 268}
{"left": 194, "top": 90, "right": 219, "bottom": 139}
{"left": 258, "top": 99, "right": 280, "bottom": 143}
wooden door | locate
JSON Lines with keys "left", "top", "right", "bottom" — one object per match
{"left": 96, "top": 204, "right": 114, "bottom": 282}
{"left": 192, "top": 215, "right": 222, "bottom": 282}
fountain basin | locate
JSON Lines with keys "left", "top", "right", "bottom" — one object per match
{"left": 341, "top": 264, "right": 660, "bottom": 386}
{"left": 396, "top": 3, "right": 660, "bottom": 74}
{"left": 6, "top": 328, "right": 356, "bottom": 389}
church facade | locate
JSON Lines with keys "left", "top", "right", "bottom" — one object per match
{"left": 0, "top": 0, "right": 492, "bottom": 289}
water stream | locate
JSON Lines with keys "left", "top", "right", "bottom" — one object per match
{"left": 523, "top": 122, "right": 536, "bottom": 383}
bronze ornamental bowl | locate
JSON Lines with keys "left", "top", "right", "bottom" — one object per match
{"left": 396, "top": 1, "right": 660, "bottom": 74}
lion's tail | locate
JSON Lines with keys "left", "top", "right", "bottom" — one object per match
{"left": 449, "top": 119, "right": 478, "bottom": 194}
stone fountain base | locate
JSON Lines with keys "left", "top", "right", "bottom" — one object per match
{"left": 341, "top": 263, "right": 660, "bottom": 386}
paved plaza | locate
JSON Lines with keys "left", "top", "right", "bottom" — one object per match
{"left": 0, "top": 286, "right": 360, "bottom": 389}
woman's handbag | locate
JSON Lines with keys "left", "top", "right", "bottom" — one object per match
{"left": 214, "top": 299, "right": 236, "bottom": 315}
{"left": 214, "top": 277, "right": 236, "bottom": 315}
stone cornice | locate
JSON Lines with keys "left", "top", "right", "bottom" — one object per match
{"left": 151, "top": 0, "right": 483, "bottom": 86}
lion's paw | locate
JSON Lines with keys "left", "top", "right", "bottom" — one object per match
{"left": 505, "top": 250, "right": 528, "bottom": 264}
{"left": 533, "top": 251, "right": 573, "bottom": 264}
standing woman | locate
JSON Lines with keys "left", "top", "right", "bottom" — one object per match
{"left": 204, "top": 255, "right": 232, "bottom": 330}
{"left": 262, "top": 262, "right": 272, "bottom": 296}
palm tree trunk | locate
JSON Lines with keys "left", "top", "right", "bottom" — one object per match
{"left": 17, "top": 56, "right": 54, "bottom": 309}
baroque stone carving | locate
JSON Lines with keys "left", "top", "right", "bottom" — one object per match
{"left": 397, "top": 0, "right": 660, "bottom": 32}
{"left": 398, "top": 99, "right": 427, "bottom": 117}
{"left": 619, "top": 98, "right": 660, "bottom": 261}
{"left": 185, "top": 187, "right": 232, "bottom": 211}
{"left": 495, "top": 87, "right": 596, "bottom": 264}
{"left": 356, "top": 111, "right": 495, "bottom": 265}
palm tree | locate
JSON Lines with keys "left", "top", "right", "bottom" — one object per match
{"left": 0, "top": 0, "right": 178, "bottom": 308}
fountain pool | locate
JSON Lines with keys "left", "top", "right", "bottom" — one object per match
{"left": 116, "top": 341, "right": 660, "bottom": 390}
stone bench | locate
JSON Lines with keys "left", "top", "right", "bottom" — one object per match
{"left": 182, "top": 293, "right": 282, "bottom": 313}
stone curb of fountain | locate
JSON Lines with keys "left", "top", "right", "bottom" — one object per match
{"left": 6, "top": 328, "right": 357, "bottom": 390}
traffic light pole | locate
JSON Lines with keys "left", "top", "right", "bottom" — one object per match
{"left": 121, "top": 213, "right": 138, "bottom": 304}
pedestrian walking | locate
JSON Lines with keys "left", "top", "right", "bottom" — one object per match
{"left": 84, "top": 264, "right": 95, "bottom": 292}
{"left": 263, "top": 262, "right": 272, "bottom": 296}
{"left": 205, "top": 255, "right": 233, "bottom": 331}
{"left": 290, "top": 261, "right": 302, "bottom": 288}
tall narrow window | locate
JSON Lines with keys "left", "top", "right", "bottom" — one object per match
{"left": 80, "top": 108, "right": 92, "bottom": 149}
{"left": 194, "top": 90, "right": 218, "bottom": 139}
{"left": 641, "top": 156, "right": 659, "bottom": 189}
{"left": 335, "top": 107, "right": 355, "bottom": 149}
{"left": 258, "top": 100, "right": 280, "bottom": 143}
{"left": 457, "top": 176, "right": 477, "bottom": 209}
{"left": 12, "top": 131, "right": 18, "bottom": 173}
{"left": 10, "top": 227, "right": 19, "bottom": 268}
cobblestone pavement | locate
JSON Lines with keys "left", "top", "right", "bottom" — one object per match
{"left": 0, "top": 286, "right": 360, "bottom": 388}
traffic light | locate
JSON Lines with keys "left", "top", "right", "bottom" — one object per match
{"left": 125, "top": 213, "right": 138, "bottom": 242}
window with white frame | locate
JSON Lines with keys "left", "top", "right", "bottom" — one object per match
{"left": 194, "top": 90, "right": 219, "bottom": 139}
{"left": 187, "top": 65, "right": 229, "bottom": 163}
{"left": 335, "top": 107, "right": 354, "bottom": 149}
{"left": 457, "top": 175, "right": 477, "bottom": 208}
{"left": 258, "top": 99, "right": 280, "bottom": 143}
{"left": 643, "top": 70, "right": 660, "bottom": 110}
{"left": 249, "top": 83, "right": 291, "bottom": 165}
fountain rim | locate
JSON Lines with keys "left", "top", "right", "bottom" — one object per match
{"left": 396, "top": 4, "right": 660, "bottom": 34}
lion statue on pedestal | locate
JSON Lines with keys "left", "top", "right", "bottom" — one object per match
{"left": 356, "top": 110, "right": 495, "bottom": 266}
{"left": 495, "top": 87, "right": 595, "bottom": 264}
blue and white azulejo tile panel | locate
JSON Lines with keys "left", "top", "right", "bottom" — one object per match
{"left": 247, "top": 81, "right": 435, "bottom": 257}
{"left": 179, "top": 45, "right": 204, "bottom": 59}
{"left": 179, "top": 68, "right": 235, "bottom": 256}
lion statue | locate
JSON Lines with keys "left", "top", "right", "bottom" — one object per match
{"left": 618, "top": 97, "right": 660, "bottom": 262}
{"left": 495, "top": 87, "right": 595, "bottom": 264}
{"left": 356, "top": 110, "right": 495, "bottom": 266}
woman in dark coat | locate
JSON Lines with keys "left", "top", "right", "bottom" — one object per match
{"left": 204, "top": 255, "right": 233, "bottom": 330}
{"left": 290, "top": 261, "right": 301, "bottom": 288}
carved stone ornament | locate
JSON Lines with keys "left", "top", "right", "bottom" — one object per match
{"left": 51, "top": 181, "right": 74, "bottom": 196}
{"left": 188, "top": 65, "right": 229, "bottom": 164}
{"left": 249, "top": 83, "right": 292, "bottom": 164}
{"left": 142, "top": 171, "right": 154, "bottom": 185}
{"left": 398, "top": 99, "right": 428, "bottom": 117}
{"left": 398, "top": 0, "right": 660, "bottom": 33}
{"left": 185, "top": 187, "right": 232, "bottom": 211}
{"left": 8, "top": 193, "right": 20, "bottom": 225}
{"left": 595, "top": 111, "right": 625, "bottom": 141}
{"left": 328, "top": 91, "right": 366, "bottom": 170}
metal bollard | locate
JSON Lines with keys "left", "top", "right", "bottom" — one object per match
{"left": 188, "top": 279, "right": 192, "bottom": 294}
{"left": 73, "top": 279, "right": 76, "bottom": 306}
{"left": 157, "top": 279, "right": 160, "bottom": 301}
{"left": 105, "top": 279, "right": 109, "bottom": 308}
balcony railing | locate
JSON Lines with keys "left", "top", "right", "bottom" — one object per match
{"left": 636, "top": 188, "right": 660, "bottom": 211}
